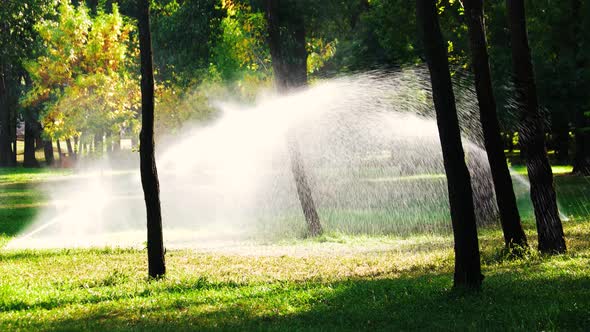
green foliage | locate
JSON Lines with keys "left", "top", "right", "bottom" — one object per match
{"left": 23, "top": 0, "right": 139, "bottom": 142}
{"left": 150, "top": 0, "right": 224, "bottom": 86}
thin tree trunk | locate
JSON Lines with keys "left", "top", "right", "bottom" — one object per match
{"left": 23, "top": 74, "right": 39, "bottom": 167}
{"left": 506, "top": 0, "right": 566, "bottom": 254}
{"left": 463, "top": 0, "right": 527, "bottom": 248}
{"left": 66, "top": 139, "right": 75, "bottom": 158}
{"left": 73, "top": 136, "right": 79, "bottom": 158}
{"left": 288, "top": 135, "right": 322, "bottom": 236}
{"left": 138, "top": 0, "right": 165, "bottom": 278}
{"left": 0, "top": 63, "right": 15, "bottom": 167}
{"left": 56, "top": 140, "right": 62, "bottom": 162}
{"left": 43, "top": 139, "right": 54, "bottom": 166}
{"left": 416, "top": 0, "right": 483, "bottom": 289}
{"left": 265, "top": 0, "right": 322, "bottom": 236}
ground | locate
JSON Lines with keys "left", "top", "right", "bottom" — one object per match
{"left": 1, "top": 167, "right": 590, "bottom": 331}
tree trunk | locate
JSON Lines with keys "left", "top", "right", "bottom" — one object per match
{"left": 138, "top": 0, "right": 165, "bottom": 278}
{"left": 506, "top": 0, "right": 566, "bottom": 254}
{"left": 265, "top": 0, "right": 323, "bottom": 236}
{"left": 66, "top": 139, "right": 75, "bottom": 158}
{"left": 23, "top": 74, "right": 39, "bottom": 167}
{"left": 463, "top": 0, "right": 527, "bottom": 248}
{"left": 0, "top": 64, "right": 15, "bottom": 167}
{"left": 43, "top": 139, "right": 54, "bottom": 166}
{"left": 73, "top": 136, "right": 79, "bottom": 158}
{"left": 416, "top": 0, "right": 483, "bottom": 289}
{"left": 23, "top": 120, "right": 39, "bottom": 167}
{"left": 56, "top": 140, "right": 63, "bottom": 162}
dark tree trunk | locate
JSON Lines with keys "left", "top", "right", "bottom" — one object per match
{"left": 56, "top": 140, "right": 63, "bottom": 162}
{"left": 416, "top": 0, "right": 483, "bottom": 289}
{"left": 23, "top": 120, "right": 39, "bottom": 167}
{"left": 463, "top": 0, "right": 527, "bottom": 248}
{"left": 23, "top": 74, "right": 39, "bottom": 168}
{"left": 506, "top": 0, "right": 566, "bottom": 254}
{"left": 66, "top": 139, "right": 75, "bottom": 158}
{"left": 11, "top": 135, "right": 16, "bottom": 165}
{"left": 138, "top": 0, "right": 165, "bottom": 278}
{"left": 0, "top": 64, "right": 15, "bottom": 167}
{"left": 265, "top": 0, "right": 322, "bottom": 236}
{"left": 43, "top": 139, "right": 54, "bottom": 166}
{"left": 265, "top": 0, "right": 308, "bottom": 89}
{"left": 35, "top": 137, "right": 43, "bottom": 150}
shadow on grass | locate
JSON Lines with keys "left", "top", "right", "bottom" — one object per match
{"left": 0, "top": 206, "right": 38, "bottom": 237}
{"left": 7, "top": 269, "right": 590, "bottom": 331}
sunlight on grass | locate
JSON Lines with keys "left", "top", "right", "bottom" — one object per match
{"left": 0, "top": 167, "right": 589, "bottom": 330}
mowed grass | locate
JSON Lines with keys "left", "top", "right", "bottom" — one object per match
{"left": 1, "top": 167, "right": 590, "bottom": 331}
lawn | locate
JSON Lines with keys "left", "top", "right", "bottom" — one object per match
{"left": 1, "top": 167, "right": 590, "bottom": 331}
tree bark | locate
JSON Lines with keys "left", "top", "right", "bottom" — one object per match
{"left": 138, "top": 0, "right": 165, "bottom": 278}
{"left": 463, "top": 0, "right": 527, "bottom": 248}
{"left": 66, "top": 139, "right": 75, "bottom": 158}
{"left": 0, "top": 63, "right": 15, "bottom": 167}
{"left": 265, "top": 0, "right": 322, "bottom": 236}
{"left": 56, "top": 140, "right": 63, "bottom": 162}
{"left": 23, "top": 120, "right": 39, "bottom": 167}
{"left": 506, "top": 0, "right": 566, "bottom": 254}
{"left": 74, "top": 136, "right": 79, "bottom": 158}
{"left": 416, "top": 0, "right": 483, "bottom": 289}
{"left": 43, "top": 139, "right": 54, "bottom": 166}
{"left": 23, "top": 74, "right": 39, "bottom": 167}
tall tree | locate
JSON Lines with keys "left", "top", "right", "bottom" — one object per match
{"left": 506, "top": 0, "right": 566, "bottom": 254}
{"left": 463, "top": 0, "right": 527, "bottom": 248}
{"left": 23, "top": 74, "right": 40, "bottom": 168}
{"left": 264, "top": 0, "right": 322, "bottom": 236}
{"left": 138, "top": 0, "right": 166, "bottom": 278}
{"left": 416, "top": 0, "right": 483, "bottom": 289}
{"left": 0, "top": 62, "right": 13, "bottom": 167}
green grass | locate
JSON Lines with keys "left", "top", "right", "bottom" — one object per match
{"left": 1, "top": 167, "right": 590, "bottom": 330}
